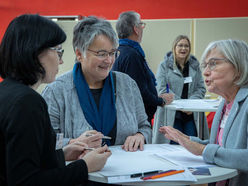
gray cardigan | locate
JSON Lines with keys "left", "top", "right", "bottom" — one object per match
{"left": 153, "top": 52, "right": 209, "bottom": 144}
{"left": 42, "top": 71, "right": 152, "bottom": 146}
{"left": 191, "top": 87, "right": 248, "bottom": 185}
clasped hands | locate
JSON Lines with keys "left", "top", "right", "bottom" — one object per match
{"left": 159, "top": 126, "right": 205, "bottom": 156}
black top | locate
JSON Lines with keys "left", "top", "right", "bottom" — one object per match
{"left": 177, "top": 62, "right": 189, "bottom": 99}
{"left": 176, "top": 62, "right": 193, "bottom": 121}
{"left": 112, "top": 45, "right": 163, "bottom": 123}
{"left": 0, "top": 78, "right": 88, "bottom": 186}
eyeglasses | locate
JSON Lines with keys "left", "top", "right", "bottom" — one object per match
{"left": 200, "top": 58, "right": 228, "bottom": 71}
{"left": 176, "top": 44, "right": 189, "bottom": 49}
{"left": 87, "top": 49, "right": 120, "bottom": 59}
{"left": 50, "top": 47, "right": 64, "bottom": 60}
{"left": 138, "top": 22, "right": 146, "bottom": 28}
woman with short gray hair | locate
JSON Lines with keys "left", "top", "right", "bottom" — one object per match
{"left": 160, "top": 39, "right": 248, "bottom": 185}
{"left": 42, "top": 16, "right": 151, "bottom": 152}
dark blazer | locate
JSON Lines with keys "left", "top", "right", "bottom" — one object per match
{"left": 0, "top": 78, "right": 88, "bottom": 186}
{"left": 112, "top": 44, "right": 163, "bottom": 123}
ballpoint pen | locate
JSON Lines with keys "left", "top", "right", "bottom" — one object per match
{"left": 130, "top": 170, "right": 163, "bottom": 178}
{"left": 85, "top": 147, "right": 95, "bottom": 151}
{"left": 140, "top": 169, "right": 176, "bottom": 179}
{"left": 142, "top": 170, "right": 185, "bottom": 180}
{"left": 85, "top": 134, "right": 112, "bottom": 140}
{"left": 166, "top": 83, "right": 170, "bottom": 93}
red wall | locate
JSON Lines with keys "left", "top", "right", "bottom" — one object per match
{"left": 0, "top": 0, "right": 248, "bottom": 40}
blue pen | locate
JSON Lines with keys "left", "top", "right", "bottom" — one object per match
{"left": 166, "top": 83, "right": 170, "bottom": 93}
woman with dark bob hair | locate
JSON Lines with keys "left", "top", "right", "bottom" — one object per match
{"left": 0, "top": 14, "right": 111, "bottom": 186}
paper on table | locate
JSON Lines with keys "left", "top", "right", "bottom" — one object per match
{"left": 96, "top": 145, "right": 197, "bottom": 183}
{"left": 98, "top": 148, "right": 177, "bottom": 176}
{"left": 169, "top": 99, "right": 220, "bottom": 110}
{"left": 154, "top": 148, "right": 216, "bottom": 168}
{"left": 107, "top": 168, "right": 196, "bottom": 183}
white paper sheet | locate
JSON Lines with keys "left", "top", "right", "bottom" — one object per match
{"left": 154, "top": 146, "right": 216, "bottom": 168}
{"left": 168, "top": 99, "right": 220, "bottom": 111}
{"left": 96, "top": 145, "right": 197, "bottom": 183}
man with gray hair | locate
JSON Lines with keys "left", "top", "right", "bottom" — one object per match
{"left": 112, "top": 11, "right": 173, "bottom": 125}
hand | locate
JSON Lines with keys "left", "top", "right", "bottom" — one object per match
{"left": 159, "top": 126, "right": 189, "bottom": 143}
{"left": 82, "top": 145, "right": 112, "bottom": 172}
{"left": 159, "top": 93, "right": 174, "bottom": 105}
{"left": 181, "top": 111, "right": 193, "bottom": 115}
{"left": 122, "top": 133, "right": 145, "bottom": 152}
{"left": 63, "top": 141, "right": 88, "bottom": 161}
{"left": 159, "top": 126, "right": 205, "bottom": 155}
{"left": 69, "top": 130, "right": 103, "bottom": 148}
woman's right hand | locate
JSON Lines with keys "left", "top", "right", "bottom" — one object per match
{"left": 159, "top": 126, "right": 205, "bottom": 155}
{"left": 69, "top": 130, "right": 103, "bottom": 148}
{"left": 159, "top": 93, "right": 174, "bottom": 105}
{"left": 82, "top": 145, "right": 112, "bottom": 172}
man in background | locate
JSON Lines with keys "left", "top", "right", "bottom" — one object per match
{"left": 112, "top": 11, "right": 173, "bottom": 124}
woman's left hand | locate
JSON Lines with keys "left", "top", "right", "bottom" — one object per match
{"left": 122, "top": 133, "right": 145, "bottom": 152}
{"left": 63, "top": 141, "right": 88, "bottom": 161}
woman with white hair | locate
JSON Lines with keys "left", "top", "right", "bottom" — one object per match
{"left": 160, "top": 39, "right": 248, "bottom": 185}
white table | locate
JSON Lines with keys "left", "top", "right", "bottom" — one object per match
{"left": 88, "top": 144, "right": 237, "bottom": 185}
{"left": 89, "top": 167, "right": 237, "bottom": 185}
{"left": 164, "top": 99, "right": 220, "bottom": 139}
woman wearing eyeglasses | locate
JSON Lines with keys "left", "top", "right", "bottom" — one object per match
{"left": 153, "top": 35, "right": 208, "bottom": 144}
{"left": 42, "top": 16, "right": 151, "bottom": 152}
{"left": 160, "top": 39, "right": 248, "bottom": 185}
{"left": 0, "top": 14, "right": 111, "bottom": 186}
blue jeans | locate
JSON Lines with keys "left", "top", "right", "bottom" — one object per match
{"left": 170, "top": 117, "right": 197, "bottom": 144}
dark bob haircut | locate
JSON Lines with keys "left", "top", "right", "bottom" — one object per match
{"left": 0, "top": 14, "right": 66, "bottom": 85}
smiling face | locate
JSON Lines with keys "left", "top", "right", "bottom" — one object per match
{"left": 39, "top": 45, "right": 63, "bottom": 83}
{"left": 175, "top": 39, "right": 190, "bottom": 63}
{"left": 77, "top": 34, "right": 116, "bottom": 87}
{"left": 203, "top": 48, "right": 238, "bottom": 98}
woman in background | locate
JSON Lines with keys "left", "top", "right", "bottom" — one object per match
{"left": 160, "top": 39, "right": 248, "bottom": 185}
{"left": 153, "top": 35, "right": 208, "bottom": 144}
{"left": 0, "top": 14, "right": 111, "bottom": 186}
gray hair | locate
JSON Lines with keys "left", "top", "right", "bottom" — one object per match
{"left": 73, "top": 16, "right": 118, "bottom": 56}
{"left": 201, "top": 39, "right": 248, "bottom": 87}
{"left": 116, "top": 11, "right": 140, "bottom": 39}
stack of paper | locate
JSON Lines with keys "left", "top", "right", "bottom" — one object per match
{"left": 96, "top": 145, "right": 197, "bottom": 183}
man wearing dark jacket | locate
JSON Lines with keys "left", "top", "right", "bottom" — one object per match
{"left": 112, "top": 11, "right": 173, "bottom": 124}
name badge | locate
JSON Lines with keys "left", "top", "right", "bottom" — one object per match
{"left": 184, "top": 77, "right": 192, "bottom": 84}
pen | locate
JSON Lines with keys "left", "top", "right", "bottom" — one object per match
{"left": 85, "top": 147, "right": 95, "bottom": 151}
{"left": 166, "top": 83, "right": 170, "bottom": 93}
{"left": 130, "top": 170, "right": 162, "bottom": 178}
{"left": 85, "top": 134, "right": 112, "bottom": 140}
{"left": 142, "top": 170, "right": 185, "bottom": 180}
{"left": 140, "top": 169, "right": 176, "bottom": 179}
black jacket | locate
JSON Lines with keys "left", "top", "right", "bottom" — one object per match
{"left": 112, "top": 44, "right": 163, "bottom": 123}
{"left": 0, "top": 78, "right": 88, "bottom": 186}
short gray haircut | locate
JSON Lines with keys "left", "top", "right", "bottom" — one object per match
{"left": 201, "top": 39, "right": 248, "bottom": 87}
{"left": 73, "top": 16, "right": 118, "bottom": 56}
{"left": 116, "top": 11, "right": 140, "bottom": 39}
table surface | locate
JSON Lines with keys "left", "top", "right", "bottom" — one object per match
{"left": 88, "top": 144, "right": 238, "bottom": 186}
{"left": 89, "top": 167, "right": 238, "bottom": 185}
